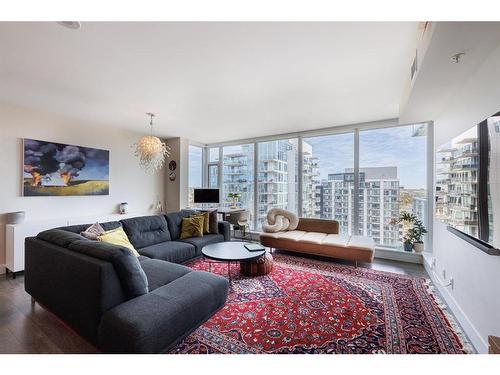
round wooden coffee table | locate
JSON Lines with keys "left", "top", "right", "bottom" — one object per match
{"left": 201, "top": 241, "right": 268, "bottom": 279}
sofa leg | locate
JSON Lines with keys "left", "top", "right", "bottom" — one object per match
{"left": 354, "top": 260, "right": 358, "bottom": 268}
{"left": 31, "top": 296, "right": 36, "bottom": 305}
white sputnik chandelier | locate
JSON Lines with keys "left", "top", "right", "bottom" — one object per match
{"left": 134, "top": 113, "right": 170, "bottom": 171}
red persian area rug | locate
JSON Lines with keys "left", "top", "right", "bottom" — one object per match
{"left": 170, "top": 254, "right": 472, "bottom": 354}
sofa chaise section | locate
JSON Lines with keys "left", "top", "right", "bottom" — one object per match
{"left": 98, "top": 269, "right": 228, "bottom": 353}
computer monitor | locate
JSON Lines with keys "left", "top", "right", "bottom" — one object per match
{"left": 193, "top": 188, "right": 220, "bottom": 204}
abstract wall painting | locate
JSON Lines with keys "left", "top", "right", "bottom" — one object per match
{"left": 23, "top": 138, "right": 109, "bottom": 196}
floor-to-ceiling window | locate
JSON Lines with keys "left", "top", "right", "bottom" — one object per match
{"left": 208, "top": 147, "right": 220, "bottom": 188}
{"left": 204, "top": 122, "right": 430, "bottom": 251}
{"left": 359, "top": 123, "right": 427, "bottom": 249}
{"left": 188, "top": 145, "right": 203, "bottom": 206}
{"left": 256, "top": 139, "right": 299, "bottom": 230}
{"left": 301, "top": 133, "right": 355, "bottom": 235}
{"left": 222, "top": 144, "right": 255, "bottom": 228}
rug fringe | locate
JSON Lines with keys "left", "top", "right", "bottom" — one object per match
{"left": 424, "top": 279, "right": 475, "bottom": 354}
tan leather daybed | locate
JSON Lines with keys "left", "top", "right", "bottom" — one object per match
{"left": 259, "top": 218, "right": 375, "bottom": 266}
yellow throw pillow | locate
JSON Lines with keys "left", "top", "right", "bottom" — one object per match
{"left": 192, "top": 212, "right": 210, "bottom": 234}
{"left": 180, "top": 215, "right": 204, "bottom": 239}
{"left": 97, "top": 227, "right": 140, "bottom": 257}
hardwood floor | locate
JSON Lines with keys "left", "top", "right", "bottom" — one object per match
{"left": 0, "top": 274, "right": 98, "bottom": 354}
{"left": 0, "top": 256, "right": 427, "bottom": 354}
{"left": 274, "top": 249, "right": 428, "bottom": 277}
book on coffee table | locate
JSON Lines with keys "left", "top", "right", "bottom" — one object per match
{"left": 244, "top": 243, "right": 265, "bottom": 252}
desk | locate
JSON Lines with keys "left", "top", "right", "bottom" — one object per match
{"left": 215, "top": 207, "right": 246, "bottom": 221}
{"left": 197, "top": 207, "right": 246, "bottom": 221}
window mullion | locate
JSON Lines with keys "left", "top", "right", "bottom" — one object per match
{"left": 202, "top": 146, "right": 208, "bottom": 188}
{"left": 298, "top": 136, "right": 304, "bottom": 217}
{"left": 218, "top": 147, "right": 223, "bottom": 191}
{"left": 353, "top": 128, "right": 360, "bottom": 235}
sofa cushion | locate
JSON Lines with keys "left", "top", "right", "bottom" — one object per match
{"left": 139, "top": 258, "right": 192, "bottom": 291}
{"left": 164, "top": 210, "right": 196, "bottom": 240}
{"left": 37, "top": 229, "right": 87, "bottom": 247}
{"left": 120, "top": 215, "right": 171, "bottom": 249}
{"left": 300, "top": 232, "right": 328, "bottom": 244}
{"left": 68, "top": 239, "right": 149, "bottom": 299}
{"left": 321, "top": 234, "right": 350, "bottom": 247}
{"left": 179, "top": 234, "right": 225, "bottom": 254}
{"left": 275, "top": 230, "right": 306, "bottom": 241}
{"left": 259, "top": 231, "right": 280, "bottom": 239}
{"left": 347, "top": 235, "right": 376, "bottom": 251}
{"left": 217, "top": 220, "right": 230, "bottom": 241}
{"left": 138, "top": 241, "right": 196, "bottom": 264}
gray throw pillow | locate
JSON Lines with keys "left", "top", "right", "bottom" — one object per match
{"left": 80, "top": 222, "right": 105, "bottom": 240}
{"left": 208, "top": 210, "right": 219, "bottom": 234}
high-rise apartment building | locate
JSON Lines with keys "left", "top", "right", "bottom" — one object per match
{"left": 222, "top": 145, "right": 254, "bottom": 225}
{"left": 221, "top": 140, "right": 318, "bottom": 229}
{"left": 316, "top": 167, "right": 400, "bottom": 246}
{"left": 257, "top": 140, "right": 297, "bottom": 227}
{"left": 436, "top": 136, "right": 479, "bottom": 238}
{"left": 302, "top": 142, "right": 320, "bottom": 218}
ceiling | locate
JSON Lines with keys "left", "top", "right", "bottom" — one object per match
{"left": 400, "top": 22, "right": 500, "bottom": 126}
{"left": 0, "top": 22, "right": 418, "bottom": 143}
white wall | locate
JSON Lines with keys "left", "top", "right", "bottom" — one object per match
{"left": 0, "top": 103, "right": 165, "bottom": 268}
{"left": 430, "top": 43, "right": 500, "bottom": 353}
{"left": 164, "top": 137, "right": 189, "bottom": 212}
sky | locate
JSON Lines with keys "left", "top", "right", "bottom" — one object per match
{"left": 189, "top": 124, "right": 428, "bottom": 190}
{"left": 306, "top": 125, "right": 427, "bottom": 189}
{"left": 189, "top": 145, "right": 203, "bottom": 187}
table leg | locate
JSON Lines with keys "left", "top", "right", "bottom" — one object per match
{"left": 227, "top": 262, "right": 231, "bottom": 280}
{"left": 209, "top": 262, "right": 212, "bottom": 273}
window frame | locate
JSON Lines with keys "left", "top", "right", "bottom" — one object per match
{"left": 187, "top": 144, "right": 204, "bottom": 206}
{"left": 198, "top": 119, "right": 434, "bottom": 252}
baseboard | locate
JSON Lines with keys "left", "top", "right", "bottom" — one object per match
{"left": 375, "top": 248, "right": 423, "bottom": 264}
{"left": 423, "top": 254, "right": 487, "bottom": 353}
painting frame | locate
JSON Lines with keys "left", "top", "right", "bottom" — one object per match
{"left": 22, "top": 138, "right": 110, "bottom": 197}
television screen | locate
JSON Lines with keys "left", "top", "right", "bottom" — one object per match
{"left": 436, "top": 112, "right": 500, "bottom": 251}
{"left": 194, "top": 188, "right": 220, "bottom": 203}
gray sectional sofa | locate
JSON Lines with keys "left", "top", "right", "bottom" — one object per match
{"left": 24, "top": 209, "right": 231, "bottom": 353}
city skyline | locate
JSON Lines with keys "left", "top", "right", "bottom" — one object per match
{"left": 189, "top": 125, "right": 427, "bottom": 191}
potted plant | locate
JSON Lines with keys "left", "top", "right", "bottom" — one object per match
{"left": 411, "top": 218, "right": 427, "bottom": 253}
{"left": 391, "top": 212, "right": 427, "bottom": 252}
{"left": 403, "top": 232, "right": 414, "bottom": 252}
{"left": 227, "top": 192, "right": 242, "bottom": 209}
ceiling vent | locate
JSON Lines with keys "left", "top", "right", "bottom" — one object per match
{"left": 57, "top": 21, "right": 81, "bottom": 30}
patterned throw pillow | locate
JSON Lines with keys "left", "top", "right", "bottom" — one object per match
{"left": 80, "top": 222, "right": 105, "bottom": 240}
{"left": 180, "top": 215, "right": 204, "bottom": 239}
